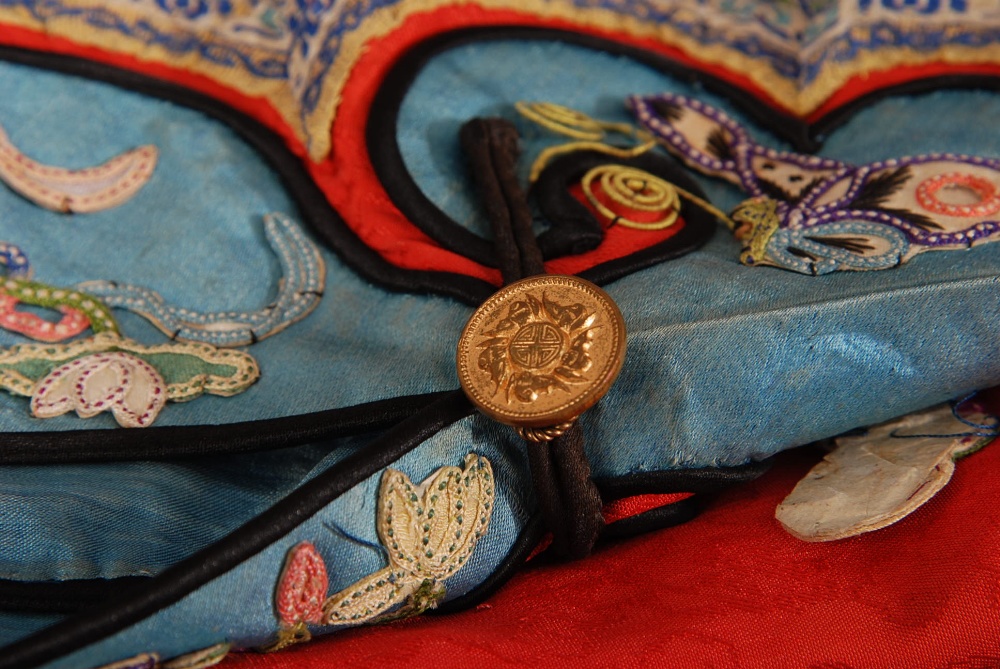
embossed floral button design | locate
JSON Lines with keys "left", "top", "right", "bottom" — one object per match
{"left": 456, "top": 275, "right": 626, "bottom": 430}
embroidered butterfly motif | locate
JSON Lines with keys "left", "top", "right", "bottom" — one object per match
{"left": 628, "top": 93, "right": 1000, "bottom": 274}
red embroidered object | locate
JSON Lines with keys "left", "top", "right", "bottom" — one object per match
{"left": 274, "top": 542, "right": 328, "bottom": 627}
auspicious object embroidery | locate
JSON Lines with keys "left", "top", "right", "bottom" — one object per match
{"left": 515, "top": 102, "right": 656, "bottom": 182}
{"left": 517, "top": 102, "right": 732, "bottom": 227}
{"left": 0, "top": 331, "right": 259, "bottom": 427}
{"left": 0, "top": 278, "right": 117, "bottom": 335}
{"left": 580, "top": 165, "right": 681, "bottom": 231}
{"left": 0, "top": 124, "right": 157, "bottom": 213}
{"left": 78, "top": 213, "right": 325, "bottom": 347}
{"left": 630, "top": 92, "right": 1000, "bottom": 274}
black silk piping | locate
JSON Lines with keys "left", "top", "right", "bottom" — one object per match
{"left": 0, "top": 391, "right": 452, "bottom": 465}
{"left": 0, "top": 391, "right": 474, "bottom": 669}
{"left": 0, "top": 454, "right": 770, "bottom": 620}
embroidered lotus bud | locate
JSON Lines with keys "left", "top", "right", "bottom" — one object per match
{"left": 276, "top": 542, "right": 328, "bottom": 626}
{"left": 31, "top": 351, "right": 167, "bottom": 428}
{"left": 265, "top": 541, "right": 329, "bottom": 651}
{"left": 322, "top": 453, "right": 495, "bottom": 625}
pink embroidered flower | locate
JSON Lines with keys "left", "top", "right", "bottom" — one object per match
{"left": 30, "top": 352, "right": 167, "bottom": 428}
{"left": 275, "top": 541, "right": 329, "bottom": 626}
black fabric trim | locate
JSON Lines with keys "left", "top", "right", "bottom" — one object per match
{"left": 0, "top": 578, "right": 150, "bottom": 615}
{"left": 0, "top": 391, "right": 451, "bottom": 465}
{"left": 594, "top": 459, "right": 772, "bottom": 498}
{"left": 0, "top": 48, "right": 494, "bottom": 463}
{"left": 368, "top": 26, "right": 722, "bottom": 271}
{"left": 599, "top": 494, "right": 702, "bottom": 542}
{"left": 0, "top": 423, "right": 771, "bottom": 668}
{"left": 0, "top": 390, "right": 474, "bottom": 669}
{"left": 0, "top": 46, "right": 496, "bottom": 307}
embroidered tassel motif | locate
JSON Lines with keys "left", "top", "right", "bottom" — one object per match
{"left": 0, "top": 123, "right": 157, "bottom": 213}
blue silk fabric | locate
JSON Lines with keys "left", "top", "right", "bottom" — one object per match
{"left": 0, "top": 38, "right": 998, "bottom": 667}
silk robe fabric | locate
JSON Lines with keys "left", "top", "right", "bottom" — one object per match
{"left": 0, "top": 2, "right": 999, "bottom": 667}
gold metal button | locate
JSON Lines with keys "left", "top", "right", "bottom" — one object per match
{"left": 456, "top": 275, "right": 626, "bottom": 440}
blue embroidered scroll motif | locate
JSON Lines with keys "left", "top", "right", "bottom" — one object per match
{"left": 0, "top": 242, "right": 29, "bottom": 278}
{"left": 765, "top": 222, "right": 910, "bottom": 275}
{"left": 78, "top": 213, "right": 325, "bottom": 347}
{"left": 629, "top": 92, "right": 1000, "bottom": 274}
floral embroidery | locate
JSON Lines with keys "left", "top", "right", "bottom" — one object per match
{"left": 265, "top": 454, "right": 494, "bottom": 649}
{"left": 322, "top": 453, "right": 494, "bottom": 625}
{"left": 78, "top": 213, "right": 325, "bottom": 347}
{"left": 31, "top": 351, "right": 167, "bottom": 428}
{"left": 266, "top": 541, "right": 329, "bottom": 651}
{"left": 0, "top": 123, "right": 156, "bottom": 213}
{"left": 0, "top": 331, "right": 259, "bottom": 426}
{"left": 629, "top": 92, "right": 1000, "bottom": 274}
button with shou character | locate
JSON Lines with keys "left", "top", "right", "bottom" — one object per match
{"left": 457, "top": 275, "right": 626, "bottom": 442}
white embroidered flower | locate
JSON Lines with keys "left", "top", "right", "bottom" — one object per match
{"left": 321, "top": 453, "right": 495, "bottom": 625}
{"left": 30, "top": 351, "right": 167, "bottom": 428}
